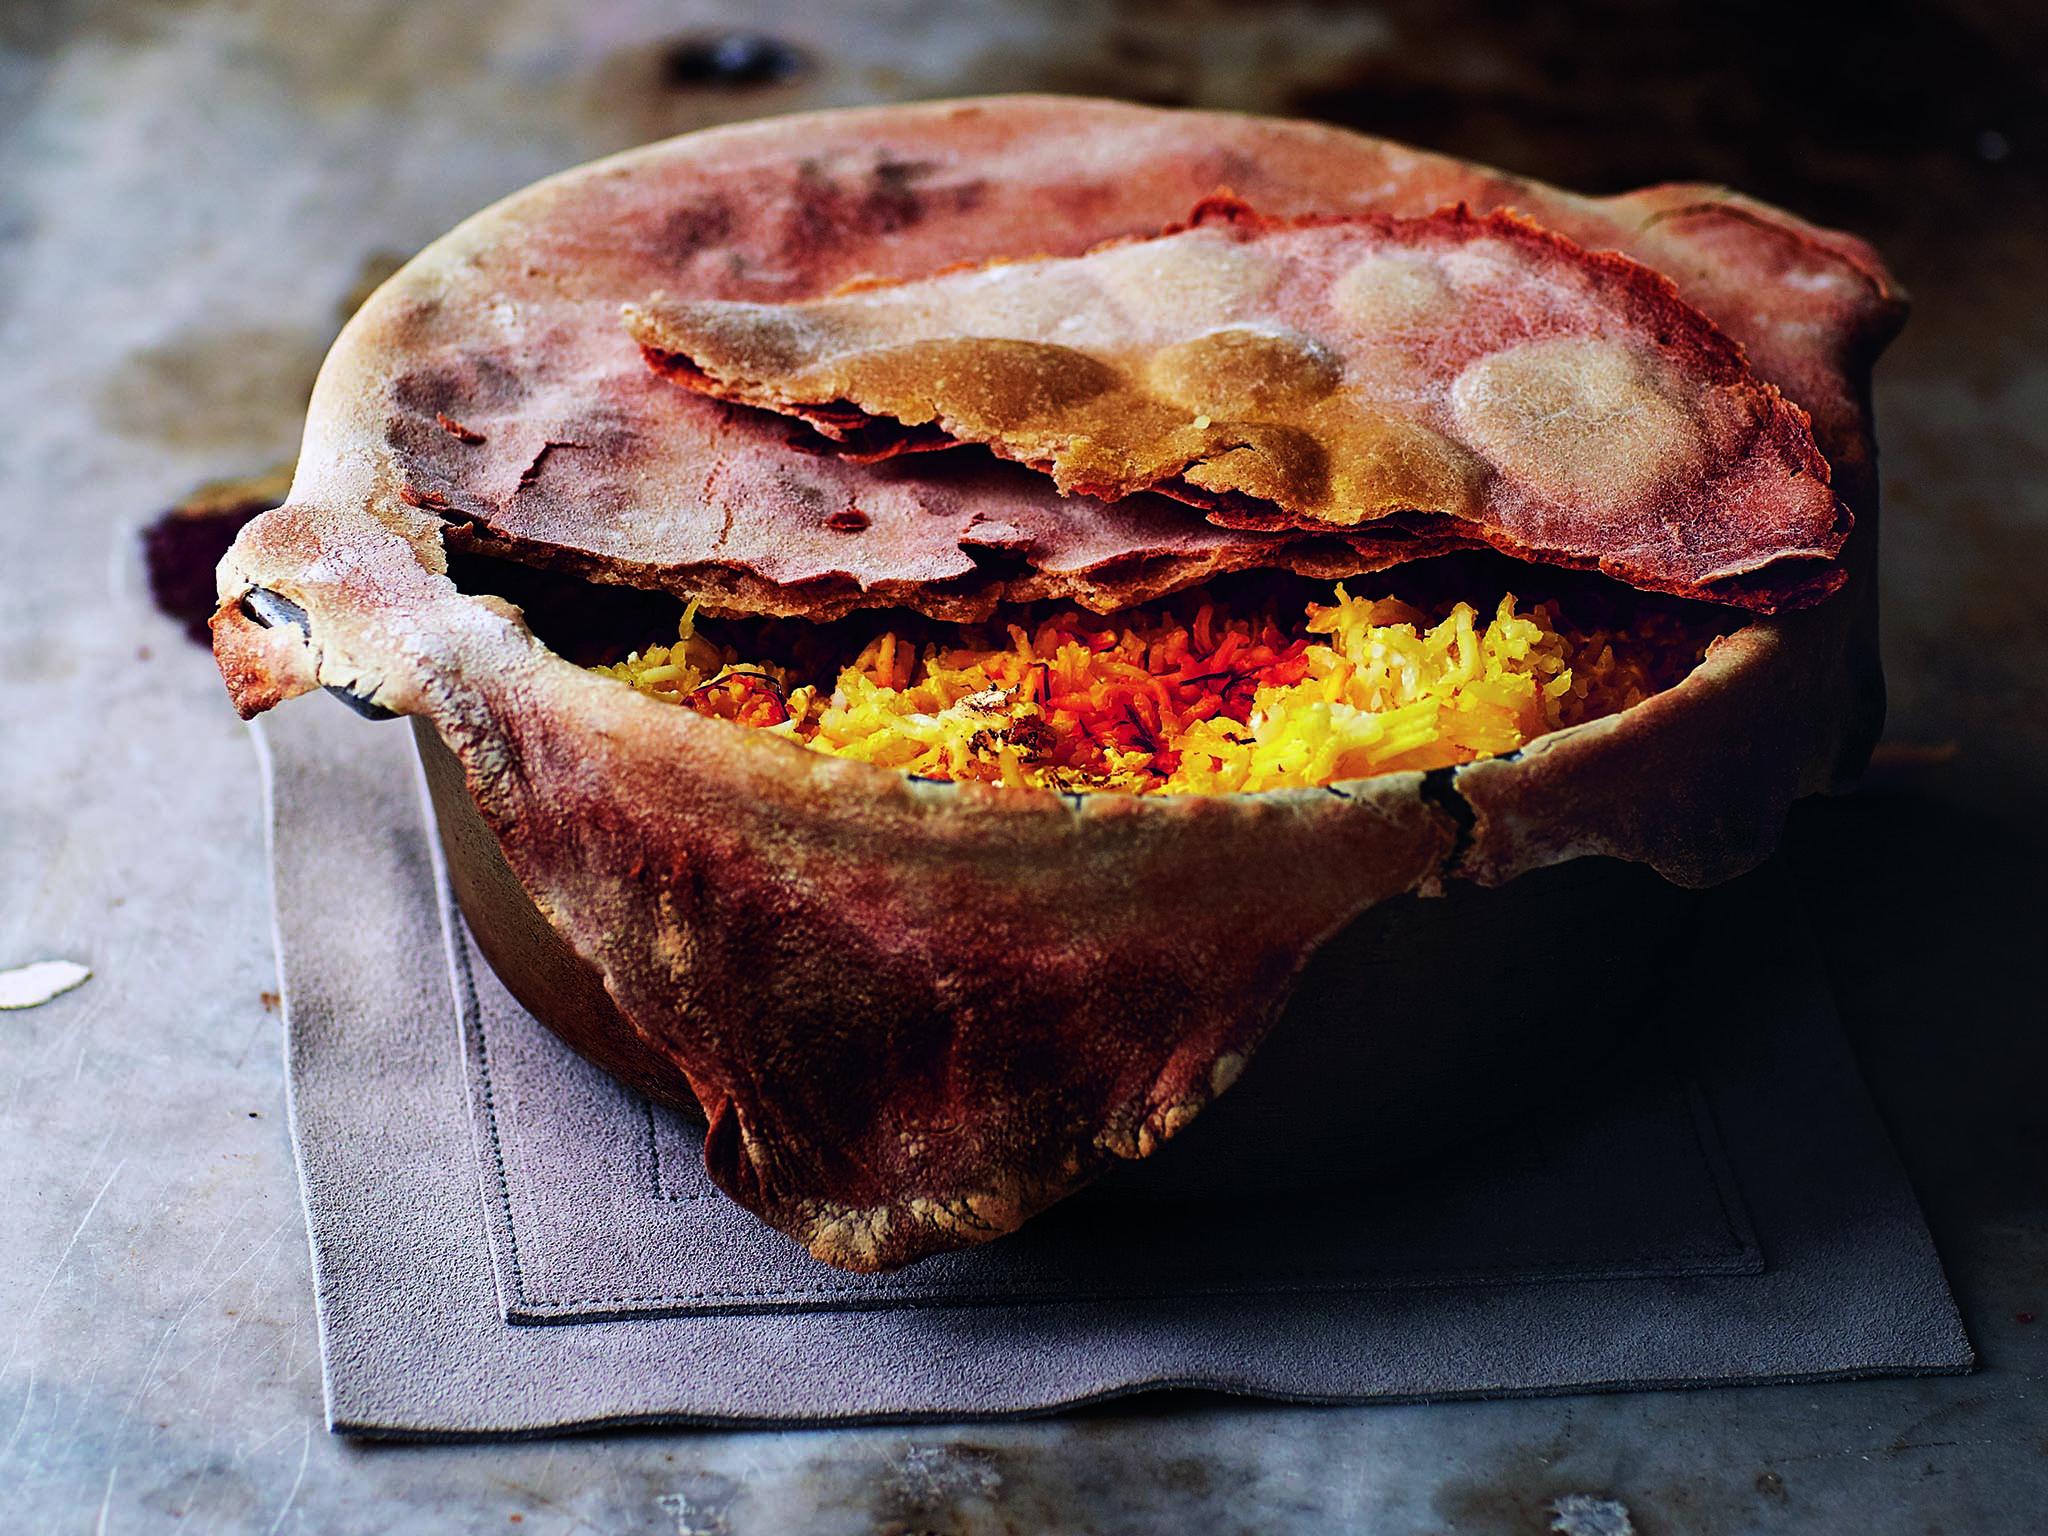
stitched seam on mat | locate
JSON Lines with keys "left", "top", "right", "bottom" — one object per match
{"left": 506, "top": 1077, "right": 1750, "bottom": 1308}
{"left": 1683, "top": 1070, "right": 1752, "bottom": 1258}
{"left": 505, "top": 1249, "right": 1764, "bottom": 1311}
{"left": 451, "top": 923, "right": 537, "bottom": 1307}
{"left": 504, "top": 1237, "right": 1757, "bottom": 1308}
{"left": 507, "top": 1241, "right": 1748, "bottom": 1308}
{"left": 535, "top": 1122, "right": 1751, "bottom": 1306}
{"left": 464, "top": 925, "right": 1748, "bottom": 1310}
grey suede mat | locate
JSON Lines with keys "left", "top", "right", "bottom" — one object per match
{"left": 259, "top": 703, "right": 1973, "bottom": 1439}
{"left": 458, "top": 907, "right": 1764, "bottom": 1324}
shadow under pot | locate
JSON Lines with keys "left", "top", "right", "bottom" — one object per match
{"left": 412, "top": 717, "right": 1694, "bottom": 1207}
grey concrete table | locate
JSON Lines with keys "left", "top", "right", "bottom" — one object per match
{"left": 3, "top": 1, "right": 2043, "bottom": 1530}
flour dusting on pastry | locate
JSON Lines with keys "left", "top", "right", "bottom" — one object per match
{"left": 628, "top": 201, "right": 1845, "bottom": 612}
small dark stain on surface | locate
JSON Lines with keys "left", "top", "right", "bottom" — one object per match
{"left": 137, "top": 1462, "right": 262, "bottom": 1526}
{"left": 788, "top": 154, "right": 986, "bottom": 254}
{"left": 659, "top": 198, "right": 736, "bottom": 260}
{"left": 658, "top": 32, "right": 809, "bottom": 91}
{"left": 2018, "top": 1311, "right": 2037, "bottom": 1323}
{"left": 1157, "top": 1456, "right": 1214, "bottom": 1497}
{"left": 392, "top": 353, "right": 530, "bottom": 419}
{"left": 585, "top": 36, "right": 805, "bottom": 142}
{"left": 259, "top": 990, "right": 280, "bottom": 1012}
{"left": 825, "top": 506, "right": 870, "bottom": 532}
{"left": 1755, "top": 1469, "right": 1789, "bottom": 1502}
{"left": 142, "top": 463, "right": 294, "bottom": 643}
{"left": 1433, "top": 1477, "right": 1559, "bottom": 1536}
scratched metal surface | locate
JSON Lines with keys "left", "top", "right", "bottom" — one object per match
{"left": 2, "top": 0, "right": 2044, "bottom": 1531}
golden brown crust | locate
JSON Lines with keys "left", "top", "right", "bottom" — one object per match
{"left": 212, "top": 97, "right": 1900, "bottom": 1270}
{"left": 628, "top": 201, "right": 1846, "bottom": 612}
{"left": 211, "top": 600, "right": 320, "bottom": 717}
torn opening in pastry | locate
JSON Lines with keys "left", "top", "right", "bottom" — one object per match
{"left": 450, "top": 550, "right": 1724, "bottom": 797}
{"left": 627, "top": 200, "right": 1847, "bottom": 614}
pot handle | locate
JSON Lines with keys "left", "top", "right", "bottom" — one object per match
{"left": 240, "top": 586, "right": 397, "bottom": 721}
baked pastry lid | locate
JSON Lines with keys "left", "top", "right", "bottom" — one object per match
{"left": 627, "top": 199, "right": 1847, "bottom": 612}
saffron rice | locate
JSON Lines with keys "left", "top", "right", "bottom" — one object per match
{"left": 594, "top": 586, "right": 1705, "bottom": 795}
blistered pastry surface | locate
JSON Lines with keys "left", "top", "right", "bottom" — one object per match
{"left": 631, "top": 204, "right": 1844, "bottom": 610}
